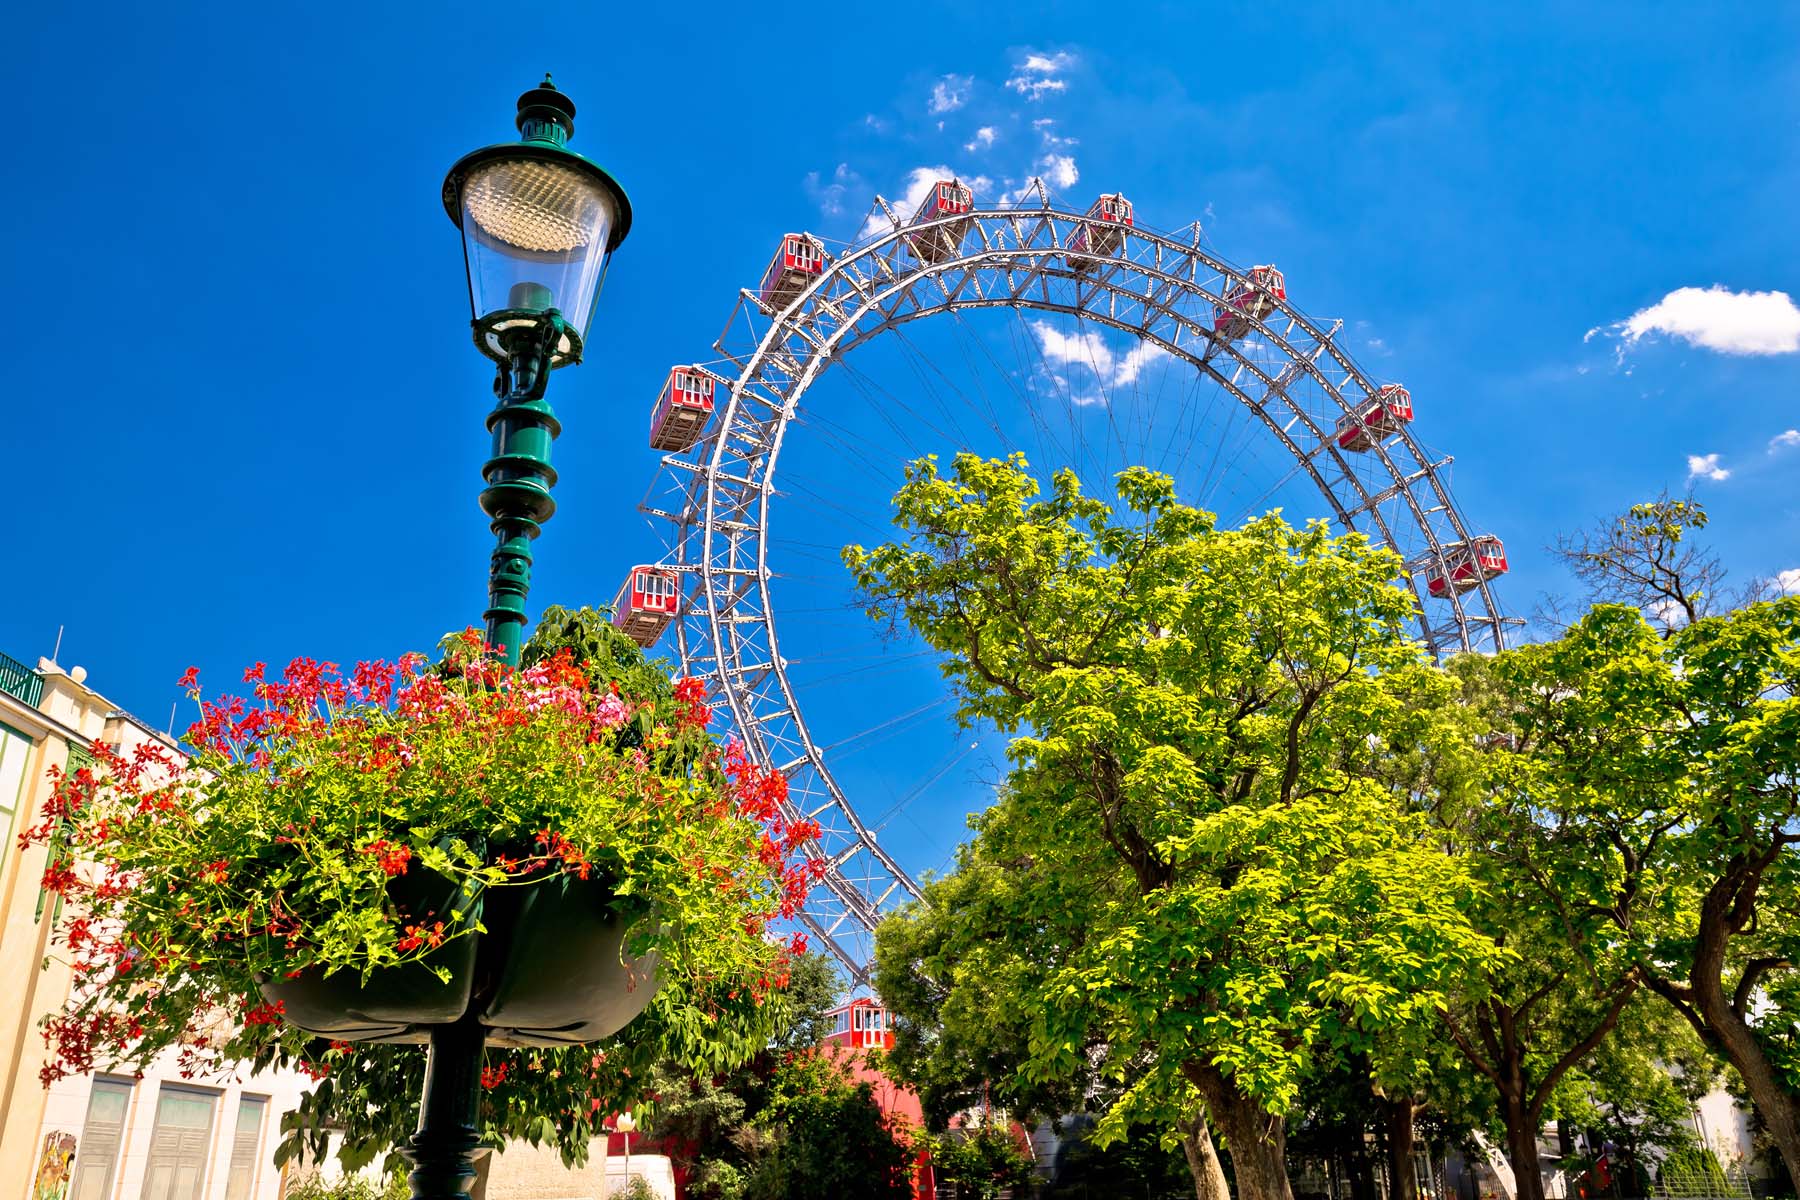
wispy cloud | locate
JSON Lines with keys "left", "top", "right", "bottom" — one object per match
{"left": 1686, "top": 452, "right": 1730, "bottom": 482}
{"left": 1030, "top": 320, "right": 1168, "bottom": 403}
{"left": 1035, "top": 153, "right": 1079, "bottom": 189}
{"left": 1114, "top": 341, "right": 1168, "bottom": 386}
{"left": 928, "top": 75, "right": 971, "bottom": 115}
{"left": 1589, "top": 285, "right": 1800, "bottom": 357}
{"left": 963, "top": 126, "right": 998, "bottom": 152}
{"left": 1770, "top": 428, "right": 1800, "bottom": 452}
{"left": 1776, "top": 567, "right": 1800, "bottom": 595}
{"left": 1006, "top": 50, "right": 1074, "bottom": 100}
{"left": 1033, "top": 117, "right": 1077, "bottom": 149}
{"left": 803, "top": 163, "right": 860, "bottom": 217}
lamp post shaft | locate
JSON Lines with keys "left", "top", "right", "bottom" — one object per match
{"left": 480, "top": 321, "right": 565, "bottom": 668}
{"left": 405, "top": 1016, "right": 486, "bottom": 1200}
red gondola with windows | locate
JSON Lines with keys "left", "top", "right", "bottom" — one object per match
{"left": 648, "top": 366, "right": 717, "bottom": 453}
{"left": 824, "top": 997, "right": 894, "bottom": 1051}
{"left": 1067, "top": 193, "right": 1134, "bottom": 272}
{"left": 612, "top": 566, "right": 679, "bottom": 647}
{"left": 1425, "top": 537, "right": 1508, "bottom": 598}
{"left": 1213, "top": 264, "right": 1286, "bottom": 339}
{"left": 1334, "top": 384, "right": 1414, "bottom": 452}
{"left": 759, "top": 233, "right": 827, "bottom": 310}
{"left": 907, "top": 179, "right": 975, "bottom": 264}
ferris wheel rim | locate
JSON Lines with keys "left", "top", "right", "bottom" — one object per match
{"left": 643, "top": 198, "right": 1512, "bottom": 981}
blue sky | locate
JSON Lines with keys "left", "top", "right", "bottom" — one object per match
{"left": 4, "top": 2, "right": 1798, "bottom": 881}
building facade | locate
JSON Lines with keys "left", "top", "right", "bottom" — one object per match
{"left": 0, "top": 651, "right": 312, "bottom": 1200}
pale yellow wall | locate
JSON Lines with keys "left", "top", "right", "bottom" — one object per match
{"left": 0, "top": 662, "right": 88, "bottom": 1198}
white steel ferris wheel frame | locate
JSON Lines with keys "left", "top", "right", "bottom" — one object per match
{"left": 641, "top": 195, "right": 1513, "bottom": 985}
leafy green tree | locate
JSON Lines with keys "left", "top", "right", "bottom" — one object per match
{"left": 642, "top": 949, "right": 842, "bottom": 1197}
{"left": 1501, "top": 596, "right": 1800, "bottom": 1184}
{"left": 1552, "top": 994, "right": 1716, "bottom": 1194}
{"left": 917, "top": 1122, "right": 1037, "bottom": 1199}
{"left": 875, "top": 832, "right": 1230, "bottom": 1199}
{"left": 743, "top": 1051, "right": 915, "bottom": 1200}
{"left": 1386, "top": 653, "right": 1647, "bottom": 1200}
{"left": 848, "top": 454, "right": 1502, "bottom": 1200}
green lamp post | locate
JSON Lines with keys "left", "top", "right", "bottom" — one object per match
{"left": 443, "top": 74, "right": 632, "bottom": 668}
{"left": 393, "top": 75, "right": 630, "bottom": 1197}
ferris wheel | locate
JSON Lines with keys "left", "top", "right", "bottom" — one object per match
{"left": 625, "top": 182, "right": 1516, "bottom": 984}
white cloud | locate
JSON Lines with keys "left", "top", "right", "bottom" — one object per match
{"left": 803, "top": 163, "right": 859, "bottom": 217}
{"left": 1590, "top": 285, "right": 1800, "bottom": 356}
{"left": 1686, "top": 452, "right": 1730, "bottom": 482}
{"left": 1031, "top": 117, "right": 1077, "bottom": 148}
{"left": 1035, "top": 153, "right": 1079, "bottom": 189}
{"left": 1030, "top": 320, "right": 1169, "bottom": 397}
{"left": 928, "top": 75, "right": 971, "bottom": 115}
{"left": 1033, "top": 320, "right": 1114, "bottom": 376}
{"left": 1008, "top": 76, "right": 1067, "bottom": 101}
{"left": 1006, "top": 50, "right": 1075, "bottom": 100}
{"left": 1775, "top": 568, "right": 1800, "bottom": 595}
{"left": 963, "top": 126, "right": 998, "bottom": 152}
{"left": 1648, "top": 597, "right": 1690, "bottom": 630}
{"left": 1770, "top": 428, "right": 1800, "bottom": 452}
{"left": 1113, "top": 341, "right": 1168, "bottom": 386}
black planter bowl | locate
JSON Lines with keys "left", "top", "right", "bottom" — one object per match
{"left": 481, "top": 873, "right": 662, "bottom": 1047}
{"left": 258, "top": 869, "right": 660, "bottom": 1047}
{"left": 258, "top": 867, "right": 480, "bottom": 1044}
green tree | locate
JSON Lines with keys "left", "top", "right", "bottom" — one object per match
{"left": 875, "top": 832, "right": 1230, "bottom": 1200}
{"left": 1387, "top": 653, "right": 1647, "bottom": 1200}
{"left": 917, "top": 1122, "right": 1037, "bottom": 1200}
{"left": 1552, "top": 994, "right": 1716, "bottom": 1194}
{"left": 1507, "top": 597, "right": 1800, "bottom": 1183}
{"left": 643, "top": 949, "right": 842, "bottom": 1197}
{"left": 848, "top": 454, "right": 1502, "bottom": 1200}
{"left": 743, "top": 1051, "right": 915, "bottom": 1200}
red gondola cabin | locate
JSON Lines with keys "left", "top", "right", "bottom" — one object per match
{"left": 1335, "top": 384, "right": 1414, "bottom": 452}
{"left": 648, "top": 366, "right": 717, "bottom": 453}
{"left": 613, "top": 566, "right": 679, "bottom": 647}
{"left": 1067, "top": 193, "right": 1134, "bottom": 272}
{"left": 759, "top": 233, "right": 827, "bottom": 311}
{"left": 1213, "top": 264, "right": 1287, "bottom": 339}
{"left": 907, "top": 179, "right": 975, "bottom": 264}
{"left": 1425, "top": 536, "right": 1508, "bottom": 599}
{"left": 825, "top": 998, "right": 894, "bottom": 1051}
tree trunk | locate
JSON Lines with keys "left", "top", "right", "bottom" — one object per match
{"left": 1346, "top": 1121, "right": 1377, "bottom": 1200}
{"left": 1672, "top": 873, "right": 1800, "bottom": 1188}
{"left": 1381, "top": 1096, "right": 1417, "bottom": 1200}
{"left": 1179, "top": 1109, "right": 1232, "bottom": 1200}
{"left": 1501, "top": 1093, "right": 1546, "bottom": 1200}
{"left": 1185, "top": 1060, "right": 1294, "bottom": 1200}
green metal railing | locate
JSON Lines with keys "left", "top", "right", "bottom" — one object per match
{"left": 0, "top": 652, "right": 41, "bottom": 707}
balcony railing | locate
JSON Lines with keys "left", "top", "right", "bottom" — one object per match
{"left": 0, "top": 651, "right": 43, "bottom": 708}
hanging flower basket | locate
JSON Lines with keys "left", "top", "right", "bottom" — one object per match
{"left": 28, "top": 623, "right": 824, "bottom": 1090}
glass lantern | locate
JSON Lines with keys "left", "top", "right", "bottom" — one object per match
{"left": 443, "top": 79, "right": 632, "bottom": 368}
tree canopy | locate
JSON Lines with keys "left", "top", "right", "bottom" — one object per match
{"left": 851, "top": 453, "right": 1503, "bottom": 1200}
